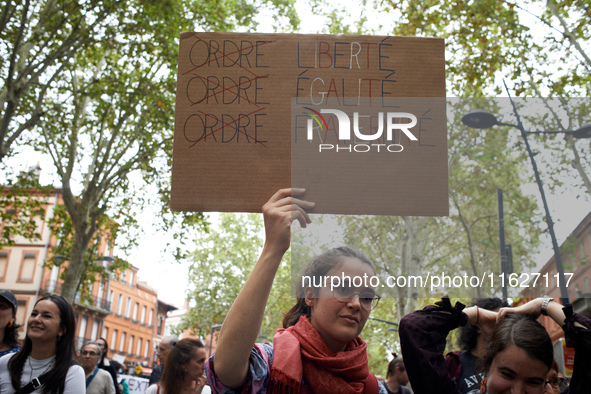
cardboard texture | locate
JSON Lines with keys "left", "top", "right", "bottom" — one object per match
{"left": 172, "top": 32, "right": 448, "bottom": 215}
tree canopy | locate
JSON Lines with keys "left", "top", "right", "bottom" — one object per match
{"left": 179, "top": 213, "right": 294, "bottom": 340}
{"left": 1, "top": 0, "right": 300, "bottom": 301}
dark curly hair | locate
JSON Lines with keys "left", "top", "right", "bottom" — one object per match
{"left": 458, "top": 298, "right": 507, "bottom": 352}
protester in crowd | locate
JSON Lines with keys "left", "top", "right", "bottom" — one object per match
{"left": 96, "top": 337, "right": 121, "bottom": 394}
{"left": 149, "top": 335, "right": 179, "bottom": 386}
{"left": 146, "top": 338, "right": 209, "bottom": 394}
{"left": 447, "top": 298, "right": 507, "bottom": 394}
{"left": 119, "top": 378, "right": 130, "bottom": 394}
{"left": 399, "top": 297, "right": 591, "bottom": 394}
{"left": 0, "top": 290, "right": 21, "bottom": 357}
{"left": 207, "top": 188, "right": 386, "bottom": 394}
{"left": 78, "top": 342, "right": 116, "bottom": 394}
{"left": 0, "top": 294, "right": 85, "bottom": 393}
{"left": 110, "top": 360, "right": 123, "bottom": 375}
{"left": 382, "top": 355, "right": 410, "bottom": 394}
{"left": 543, "top": 360, "right": 561, "bottom": 394}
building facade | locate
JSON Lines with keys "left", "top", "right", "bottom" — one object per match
{"left": 521, "top": 211, "right": 591, "bottom": 343}
{"left": 0, "top": 188, "right": 62, "bottom": 338}
{"left": 1, "top": 185, "right": 177, "bottom": 377}
{"left": 151, "top": 299, "right": 178, "bottom": 369}
{"left": 100, "top": 267, "right": 161, "bottom": 375}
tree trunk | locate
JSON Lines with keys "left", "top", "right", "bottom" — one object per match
{"left": 58, "top": 191, "right": 95, "bottom": 302}
{"left": 60, "top": 231, "right": 91, "bottom": 302}
{"left": 400, "top": 216, "right": 426, "bottom": 315}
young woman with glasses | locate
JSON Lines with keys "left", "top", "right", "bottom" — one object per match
{"left": 206, "top": 188, "right": 385, "bottom": 394}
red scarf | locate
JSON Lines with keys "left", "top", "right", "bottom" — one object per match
{"left": 269, "top": 316, "right": 370, "bottom": 394}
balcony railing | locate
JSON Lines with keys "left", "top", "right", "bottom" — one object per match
{"left": 40, "top": 280, "right": 112, "bottom": 312}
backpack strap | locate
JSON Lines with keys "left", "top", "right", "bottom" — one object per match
{"left": 86, "top": 367, "right": 100, "bottom": 388}
{"left": 15, "top": 371, "right": 51, "bottom": 394}
{"left": 363, "top": 373, "right": 379, "bottom": 394}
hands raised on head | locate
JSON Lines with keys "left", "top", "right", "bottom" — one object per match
{"left": 474, "top": 307, "right": 499, "bottom": 338}
{"left": 496, "top": 297, "right": 546, "bottom": 323}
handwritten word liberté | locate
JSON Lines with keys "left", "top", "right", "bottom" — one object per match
{"left": 183, "top": 37, "right": 400, "bottom": 146}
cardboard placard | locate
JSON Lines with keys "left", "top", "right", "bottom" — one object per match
{"left": 171, "top": 32, "right": 448, "bottom": 215}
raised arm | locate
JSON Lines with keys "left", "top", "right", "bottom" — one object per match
{"left": 212, "top": 188, "right": 313, "bottom": 389}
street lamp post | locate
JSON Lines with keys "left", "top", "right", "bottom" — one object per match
{"left": 497, "top": 189, "right": 508, "bottom": 301}
{"left": 462, "top": 90, "right": 591, "bottom": 305}
{"left": 208, "top": 324, "right": 222, "bottom": 358}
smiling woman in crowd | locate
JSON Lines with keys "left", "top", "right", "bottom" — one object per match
{"left": 0, "top": 295, "right": 85, "bottom": 394}
{"left": 399, "top": 297, "right": 591, "bottom": 394}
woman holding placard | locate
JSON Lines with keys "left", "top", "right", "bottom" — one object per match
{"left": 206, "top": 188, "right": 385, "bottom": 394}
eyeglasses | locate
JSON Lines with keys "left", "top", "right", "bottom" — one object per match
{"left": 332, "top": 286, "right": 380, "bottom": 310}
{"left": 81, "top": 351, "right": 98, "bottom": 356}
{"left": 545, "top": 379, "right": 560, "bottom": 390}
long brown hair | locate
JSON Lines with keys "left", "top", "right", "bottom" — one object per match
{"left": 161, "top": 338, "right": 205, "bottom": 393}
{"left": 282, "top": 246, "right": 375, "bottom": 328}
{"left": 8, "top": 295, "right": 76, "bottom": 394}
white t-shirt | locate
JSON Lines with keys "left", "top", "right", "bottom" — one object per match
{"left": 145, "top": 383, "right": 212, "bottom": 394}
{"left": 0, "top": 353, "right": 85, "bottom": 394}
{"left": 145, "top": 384, "right": 159, "bottom": 394}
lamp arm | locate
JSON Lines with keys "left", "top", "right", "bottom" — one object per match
{"left": 495, "top": 121, "right": 519, "bottom": 128}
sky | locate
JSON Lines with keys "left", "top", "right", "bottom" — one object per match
{"left": 3, "top": 1, "right": 591, "bottom": 308}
